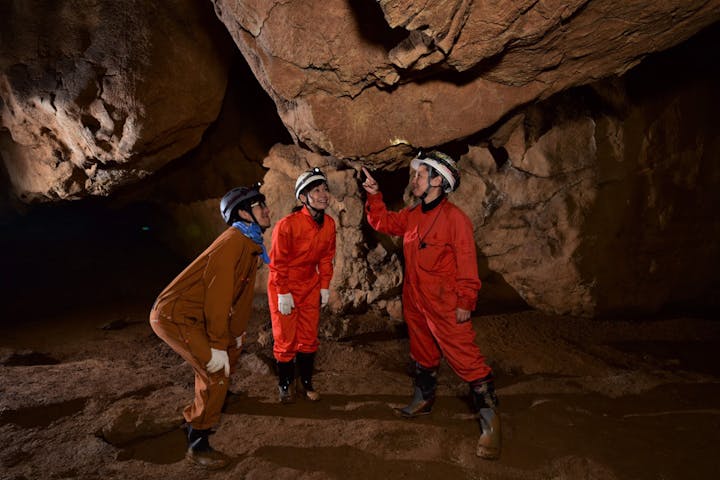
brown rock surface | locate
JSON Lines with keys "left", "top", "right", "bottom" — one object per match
{"left": 214, "top": 0, "right": 720, "bottom": 157}
{"left": 1, "top": 2, "right": 719, "bottom": 317}
{"left": 0, "top": 0, "right": 230, "bottom": 201}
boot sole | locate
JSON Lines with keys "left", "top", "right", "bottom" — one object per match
{"left": 393, "top": 407, "right": 432, "bottom": 419}
{"left": 185, "top": 452, "right": 230, "bottom": 470}
{"left": 476, "top": 447, "right": 500, "bottom": 460}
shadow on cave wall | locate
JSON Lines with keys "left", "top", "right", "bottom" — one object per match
{"left": 576, "top": 22, "right": 720, "bottom": 317}
{"left": 0, "top": 199, "right": 187, "bottom": 324}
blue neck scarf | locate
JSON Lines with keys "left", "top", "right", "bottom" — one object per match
{"left": 232, "top": 221, "right": 270, "bottom": 264}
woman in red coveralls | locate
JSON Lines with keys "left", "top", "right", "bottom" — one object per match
{"left": 268, "top": 167, "right": 336, "bottom": 403}
{"left": 361, "top": 151, "right": 501, "bottom": 460}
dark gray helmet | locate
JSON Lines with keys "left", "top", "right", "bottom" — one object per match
{"left": 220, "top": 183, "right": 265, "bottom": 225}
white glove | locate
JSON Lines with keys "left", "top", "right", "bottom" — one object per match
{"left": 206, "top": 348, "right": 230, "bottom": 376}
{"left": 235, "top": 332, "right": 246, "bottom": 349}
{"left": 320, "top": 289, "right": 330, "bottom": 307}
{"left": 278, "top": 293, "right": 295, "bottom": 315}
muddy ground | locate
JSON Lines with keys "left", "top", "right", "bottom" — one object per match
{"left": 2, "top": 296, "right": 719, "bottom": 480}
{"left": 1, "top": 206, "right": 719, "bottom": 479}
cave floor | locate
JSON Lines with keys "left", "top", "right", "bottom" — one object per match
{"left": 1, "top": 299, "right": 719, "bottom": 480}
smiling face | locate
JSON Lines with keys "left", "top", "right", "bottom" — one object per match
{"left": 250, "top": 200, "right": 271, "bottom": 229}
{"left": 237, "top": 198, "right": 271, "bottom": 228}
{"left": 300, "top": 182, "right": 330, "bottom": 211}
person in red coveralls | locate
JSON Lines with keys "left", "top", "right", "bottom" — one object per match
{"left": 150, "top": 184, "right": 271, "bottom": 469}
{"left": 268, "top": 167, "right": 336, "bottom": 403}
{"left": 361, "top": 151, "right": 501, "bottom": 460}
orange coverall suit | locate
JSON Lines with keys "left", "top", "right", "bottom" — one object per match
{"left": 149, "top": 227, "right": 261, "bottom": 429}
{"left": 365, "top": 193, "right": 491, "bottom": 382}
{"left": 268, "top": 206, "right": 336, "bottom": 362}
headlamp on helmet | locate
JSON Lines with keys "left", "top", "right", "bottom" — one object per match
{"left": 294, "top": 167, "right": 328, "bottom": 200}
{"left": 410, "top": 150, "right": 461, "bottom": 193}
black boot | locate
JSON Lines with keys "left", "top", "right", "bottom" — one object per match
{"left": 396, "top": 363, "right": 437, "bottom": 418}
{"left": 297, "top": 352, "right": 320, "bottom": 401}
{"left": 470, "top": 374, "right": 501, "bottom": 460}
{"left": 277, "top": 360, "right": 296, "bottom": 404}
{"left": 185, "top": 425, "right": 230, "bottom": 469}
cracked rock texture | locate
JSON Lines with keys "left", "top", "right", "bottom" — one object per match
{"left": 1, "top": 1, "right": 720, "bottom": 316}
{"left": 0, "top": 0, "right": 230, "bottom": 201}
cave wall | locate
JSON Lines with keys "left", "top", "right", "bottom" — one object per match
{"left": 1, "top": 1, "right": 719, "bottom": 317}
{"left": 0, "top": 0, "right": 232, "bottom": 201}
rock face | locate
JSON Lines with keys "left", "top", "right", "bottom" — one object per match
{"left": 0, "top": 0, "right": 230, "bottom": 201}
{"left": 1, "top": 1, "right": 719, "bottom": 316}
{"left": 213, "top": 0, "right": 720, "bottom": 157}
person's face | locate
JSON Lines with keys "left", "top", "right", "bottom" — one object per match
{"left": 251, "top": 200, "right": 271, "bottom": 228}
{"left": 239, "top": 199, "right": 271, "bottom": 228}
{"left": 301, "top": 182, "right": 330, "bottom": 210}
{"left": 411, "top": 165, "right": 442, "bottom": 198}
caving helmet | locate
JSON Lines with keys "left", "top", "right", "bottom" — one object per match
{"left": 410, "top": 150, "right": 461, "bottom": 193}
{"left": 220, "top": 182, "right": 265, "bottom": 225}
{"left": 294, "top": 167, "right": 328, "bottom": 200}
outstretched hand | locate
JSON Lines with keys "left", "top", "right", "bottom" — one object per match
{"left": 361, "top": 166, "right": 379, "bottom": 195}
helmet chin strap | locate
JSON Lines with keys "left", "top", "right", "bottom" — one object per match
{"left": 418, "top": 169, "right": 443, "bottom": 202}
{"left": 239, "top": 210, "right": 267, "bottom": 232}
{"left": 419, "top": 184, "right": 442, "bottom": 203}
{"left": 304, "top": 199, "right": 324, "bottom": 216}
{"left": 302, "top": 195, "right": 326, "bottom": 224}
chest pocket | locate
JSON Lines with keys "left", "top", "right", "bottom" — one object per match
{"left": 417, "top": 234, "right": 454, "bottom": 274}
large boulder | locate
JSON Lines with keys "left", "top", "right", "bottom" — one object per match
{"left": 0, "top": 0, "right": 231, "bottom": 201}
{"left": 212, "top": 0, "right": 720, "bottom": 158}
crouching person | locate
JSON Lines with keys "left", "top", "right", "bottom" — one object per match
{"left": 149, "top": 184, "right": 271, "bottom": 469}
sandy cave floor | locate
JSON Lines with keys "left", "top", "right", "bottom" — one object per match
{"left": 1, "top": 297, "right": 720, "bottom": 480}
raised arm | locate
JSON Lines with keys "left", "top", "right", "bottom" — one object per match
{"left": 362, "top": 166, "right": 408, "bottom": 236}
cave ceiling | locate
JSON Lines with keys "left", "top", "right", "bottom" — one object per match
{"left": 1, "top": 0, "right": 718, "bottom": 201}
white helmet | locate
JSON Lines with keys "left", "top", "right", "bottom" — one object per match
{"left": 294, "top": 167, "right": 327, "bottom": 200}
{"left": 410, "top": 151, "right": 461, "bottom": 193}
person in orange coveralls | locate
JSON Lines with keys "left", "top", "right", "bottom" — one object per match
{"left": 268, "top": 167, "right": 336, "bottom": 403}
{"left": 149, "top": 184, "right": 271, "bottom": 469}
{"left": 361, "top": 151, "right": 501, "bottom": 460}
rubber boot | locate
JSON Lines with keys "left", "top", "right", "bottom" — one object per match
{"left": 297, "top": 352, "right": 321, "bottom": 401}
{"left": 395, "top": 363, "right": 437, "bottom": 418}
{"left": 185, "top": 426, "right": 230, "bottom": 470}
{"left": 470, "top": 375, "right": 501, "bottom": 460}
{"left": 277, "top": 360, "right": 296, "bottom": 404}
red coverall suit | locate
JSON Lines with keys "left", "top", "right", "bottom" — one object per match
{"left": 365, "top": 192, "right": 491, "bottom": 382}
{"left": 268, "top": 206, "right": 336, "bottom": 362}
{"left": 150, "top": 228, "right": 261, "bottom": 429}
